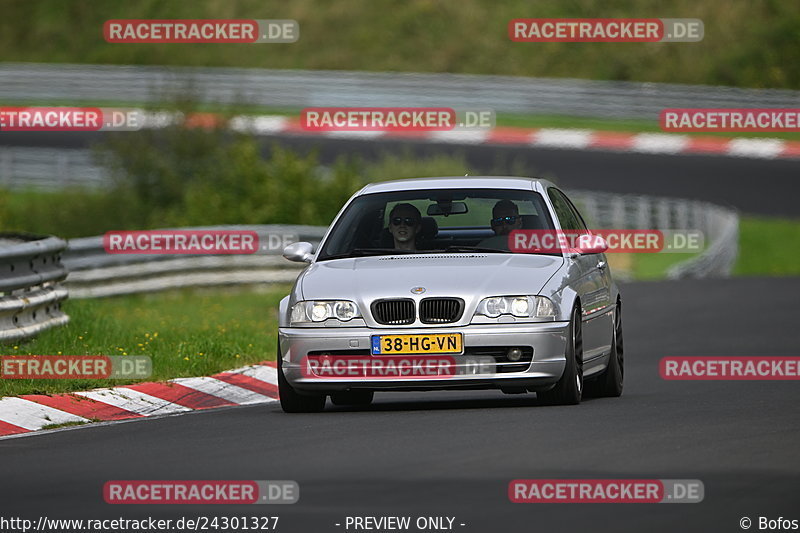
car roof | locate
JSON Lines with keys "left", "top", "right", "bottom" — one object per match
{"left": 358, "top": 176, "right": 554, "bottom": 195}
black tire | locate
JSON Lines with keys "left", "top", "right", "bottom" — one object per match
{"left": 538, "top": 305, "right": 583, "bottom": 405}
{"left": 586, "top": 301, "right": 624, "bottom": 398}
{"left": 330, "top": 390, "right": 374, "bottom": 406}
{"left": 277, "top": 348, "right": 326, "bottom": 413}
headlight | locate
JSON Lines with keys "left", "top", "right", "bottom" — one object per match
{"left": 291, "top": 300, "right": 361, "bottom": 325}
{"left": 510, "top": 297, "right": 530, "bottom": 316}
{"left": 483, "top": 297, "right": 506, "bottom": 317}
{"left": 474, "top": 296, "right": 555, "bottom": 319}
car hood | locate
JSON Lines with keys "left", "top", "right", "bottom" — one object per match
{"left": 299, "top": 253, "right": 564, "bottom": 301}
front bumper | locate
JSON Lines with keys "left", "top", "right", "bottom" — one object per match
{"left": 278, "top": 322, "right": 569, "bottom": 393}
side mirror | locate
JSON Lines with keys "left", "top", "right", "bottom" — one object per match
{"left": 283, "top": 242, "right": 314, "bottom": 263}
{"left": 576, "top": 233, "right": 609, "bottom": 255}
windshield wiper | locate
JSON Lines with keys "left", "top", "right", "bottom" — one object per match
{"left": 440, "top": 245, "right": 509, "bottom": 254}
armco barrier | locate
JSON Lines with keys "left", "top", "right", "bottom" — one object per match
{"left": 2, "top": 63, "right": 798, "bottom": 119}
{"left": 0, "top": 234, "right": 70, "bottom": 342}
{"left": 570, "top": 191, "right": 739, "bottom": 279}
{"left": 63, "top": 225, "right": 327, "bottom": 298}
{"left": 666, "top": 207, "right": 739, "bottom": 279}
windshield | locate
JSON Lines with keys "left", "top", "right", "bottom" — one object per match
{"left": 317, "top": 187, "right": 556, "bottom": 260}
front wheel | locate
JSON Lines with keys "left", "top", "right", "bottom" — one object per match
{"left": 277, "top": 348, "right": 326, "bottom": 413}
{"left": 538, "top": 305, "right": 583, "bottom": 405}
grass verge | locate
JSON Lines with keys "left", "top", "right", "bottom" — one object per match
{"left": 630, "top": 252, "right": 701, "bottom": 280}
{"left": 0, "top": 0, "right": 798, "bottom": 89}
{"left": 40, "top": 421, "right": 92, "bottom": 431}
{"left": 627, "top": 216, "right": 800, "bottom": 279}
{"left": 0, "top": 286, "right": 289, "bottom": 398}
{"left": 735, "top": 217, "right": 800, "bottom": 276}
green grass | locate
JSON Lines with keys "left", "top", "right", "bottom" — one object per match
{"left": 630, "top": 252, "right": 701, "bottom": 280}
{"left": 40, "top": 420, "right": 92, "bottom": 430}
{"left": 0, "top": 286, "right": 289, "bottom": 398}
{"left": 0, "top": 0, "right": 798, "bottom": 89}
{"left": 735, "top": 217, "right": 800, "bottom": 276}
{"left": 629, "top": 217, "right": 800, "bottom": 279}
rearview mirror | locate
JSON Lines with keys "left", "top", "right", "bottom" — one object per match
{"left": 283, "top": 242, "right": 314, "bottom": 263}
{"left": 427, "top": 201, "right": 468, "bottom": 216}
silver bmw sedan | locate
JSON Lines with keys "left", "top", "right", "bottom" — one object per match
{"left": 277, "top": 177, "right": 623, "bottom": 412}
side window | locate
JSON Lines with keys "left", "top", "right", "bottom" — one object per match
{"left": 547, "top": 188, "right": 581, "bottom": 230}
{"left": 563, "top": 194, "right": 589, "bottom": 231}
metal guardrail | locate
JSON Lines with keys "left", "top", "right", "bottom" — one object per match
{"left": 666, "top": 207, "right": 739, "bottom": 279}
{"left": 2, "top": 63, "right": 799, "bottom": 119}
{"left": 0, "top": 147, "right": 108, "bottom": 190}
{"left": 0, "top": 234, "right": 70, "bottom": 342}
{"left": 63, "top": 225, "right": 327, "bottom": 298}
{"left": 571, "top": 191, "right": 739, "bottom": 279}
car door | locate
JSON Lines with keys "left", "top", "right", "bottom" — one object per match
{"left": 547, "top": 188, "right": 613, "bottom": 362}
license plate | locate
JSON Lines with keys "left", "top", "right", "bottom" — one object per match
{"left": 371, "top": 333, "right": 463, "bottom": 355}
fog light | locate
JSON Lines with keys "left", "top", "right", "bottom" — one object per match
{"left": 507, "top": 347, "right": 523, "bottom": 362}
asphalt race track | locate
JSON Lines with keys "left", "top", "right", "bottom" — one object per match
{"left": 3, "top": 131, "right": 800, "bottom": 216}
{"left": 2, "top": 277, "right": 798, "bottom": 533}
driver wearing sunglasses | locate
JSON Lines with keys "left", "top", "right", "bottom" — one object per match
{"left": 478, "top": 199, "right": 523, "bottom": 250}
{"left": 388, "top": 203, "right": 422, "bottom": 251}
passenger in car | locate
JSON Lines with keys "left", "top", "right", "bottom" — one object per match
{"left": 478, "top": 200, "right": 523, "bottom": 250}
{"left": 388, "top": 203, "right": 422, "bottom": 251}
